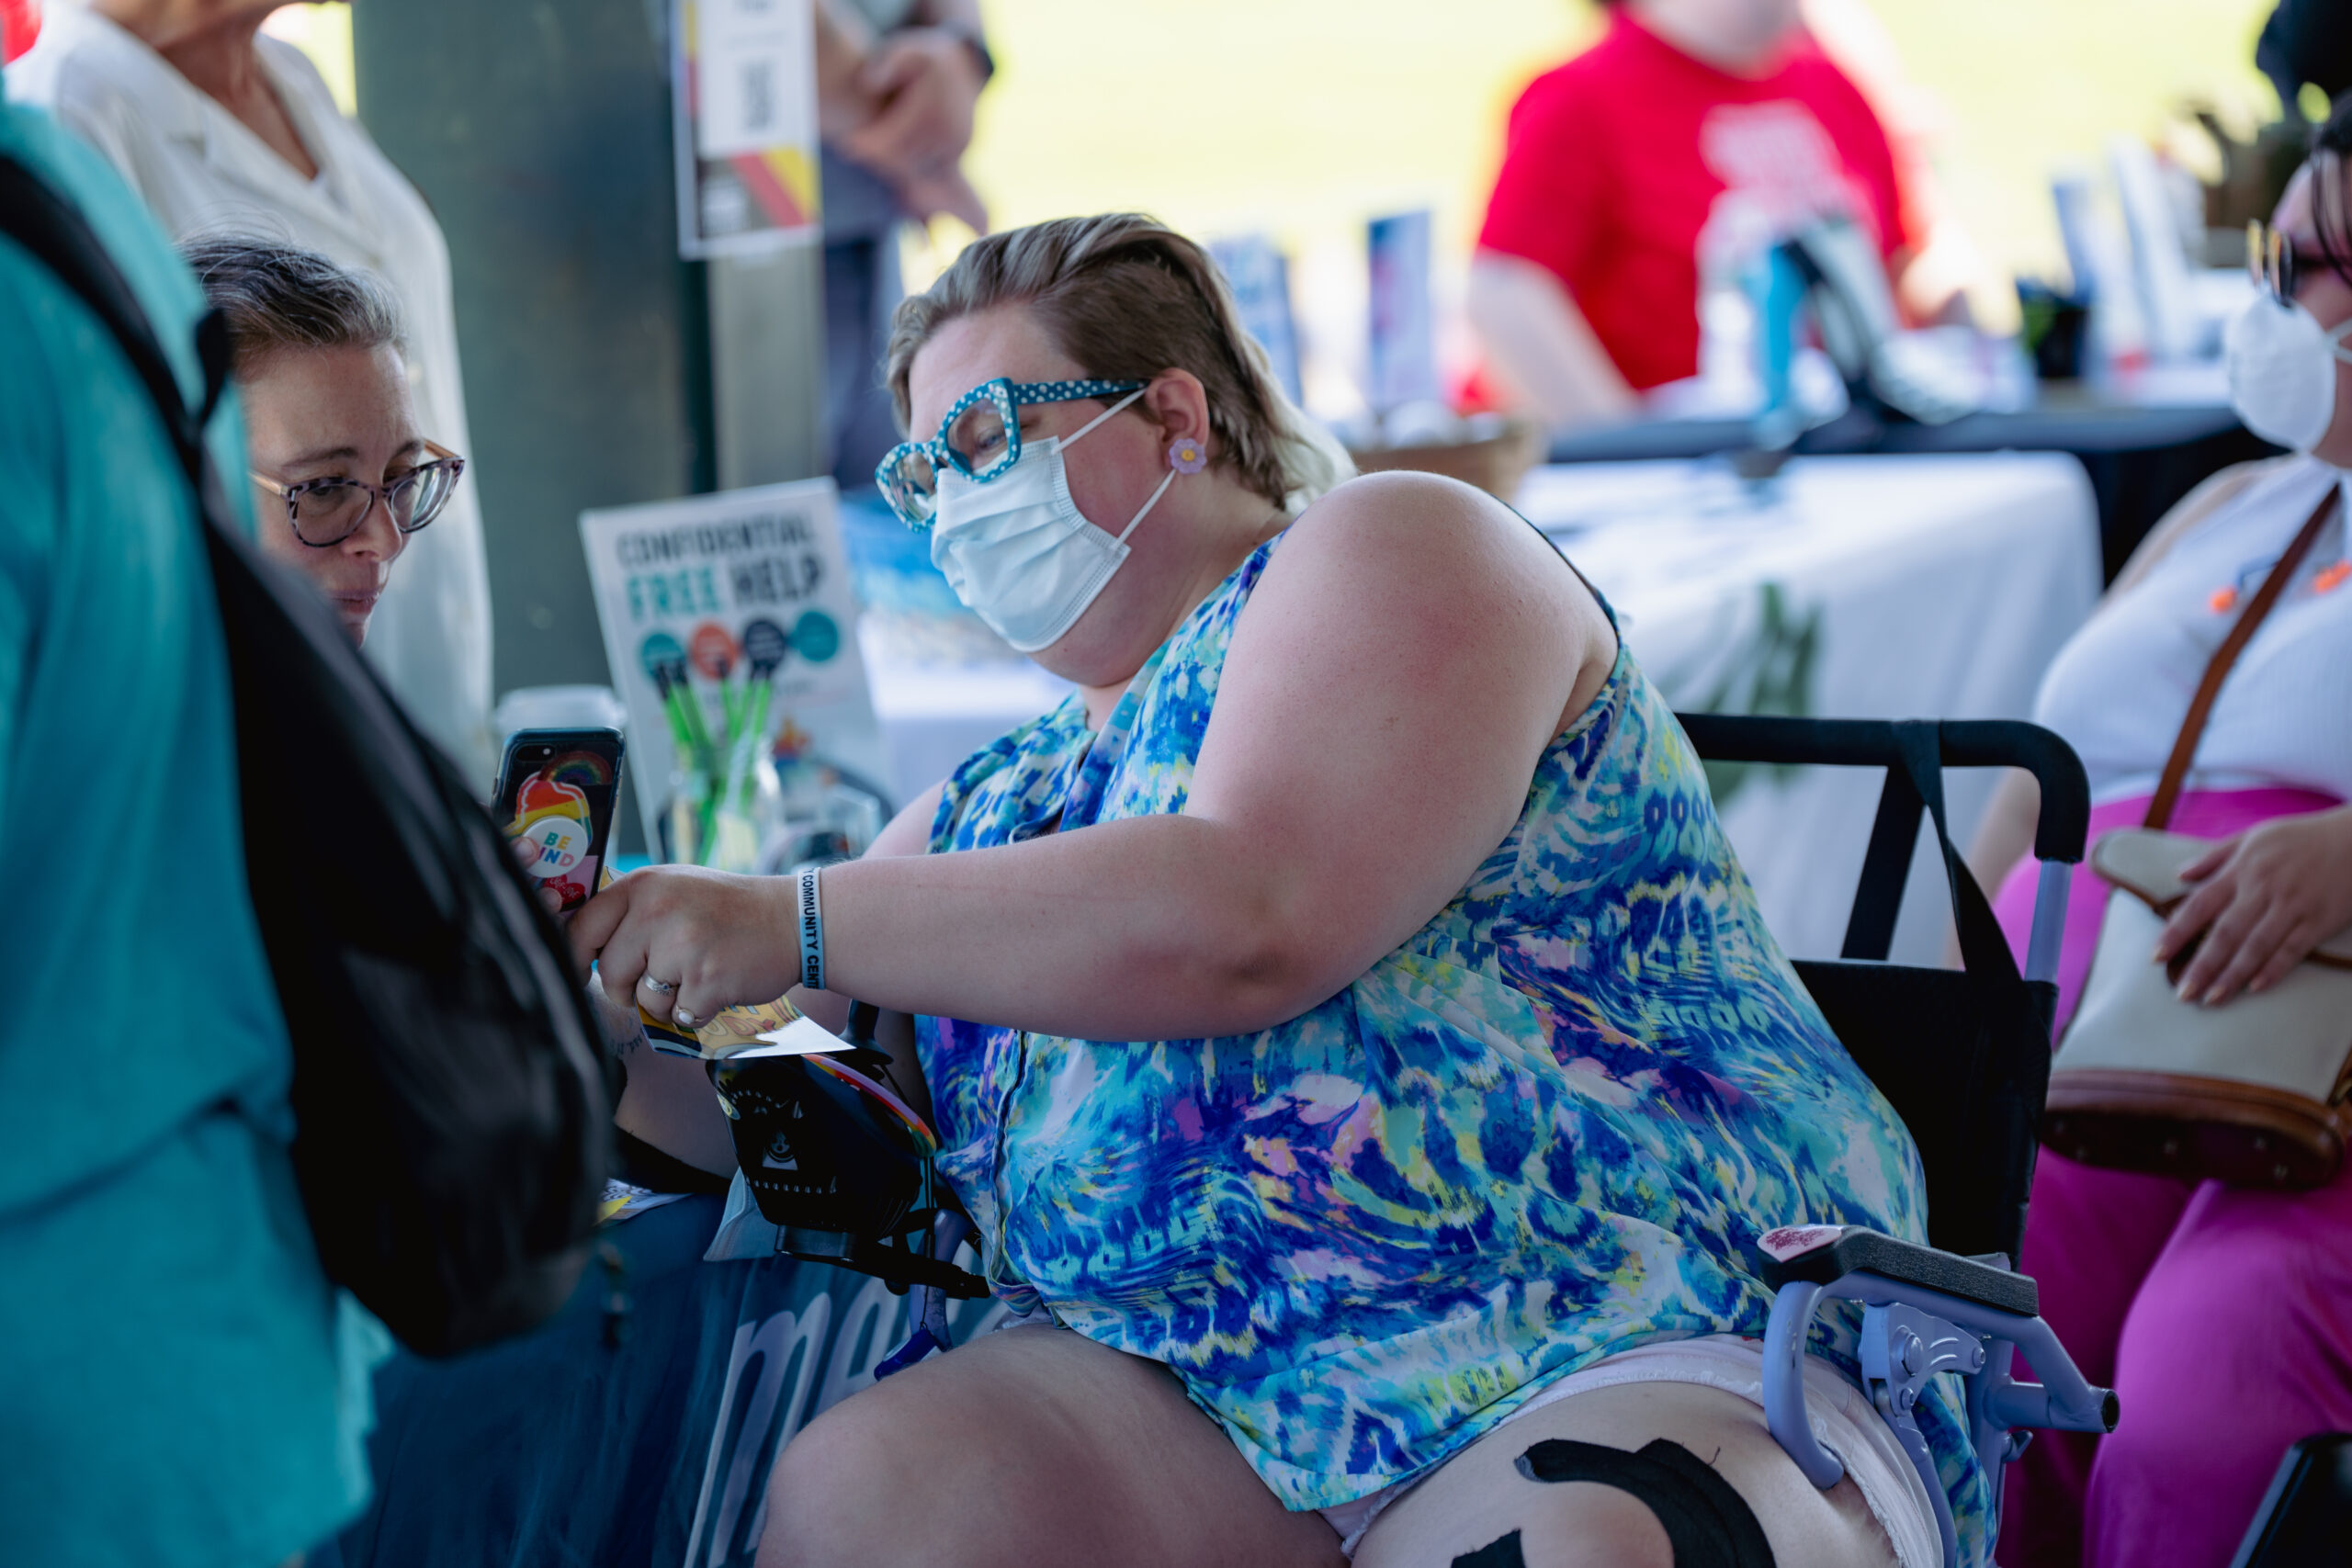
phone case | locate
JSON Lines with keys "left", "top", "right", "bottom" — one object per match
{"left": 500, "top": 737, "right": 623, "bottom": 914}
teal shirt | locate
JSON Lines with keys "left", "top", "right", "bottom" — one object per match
{"left": 0, "top": 96, "right": 368, "bottom": 1567}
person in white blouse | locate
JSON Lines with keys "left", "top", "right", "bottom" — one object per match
{"left": 10, "top": 0, "right": 495, "bottom": 784}
{"left": 1966, "top": 141, "right": 2352, "bottom": 1568}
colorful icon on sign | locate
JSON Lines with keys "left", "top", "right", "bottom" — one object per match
{"left": 640, "top": 629, "right": 687, "bottom": 682}
{"left": 689, "top": 621, "right": 739, "bottom": 682}
{"left": 741, "top": 616, "right": 790, "bottom": 675}
{"left": 790, "top": 608, "right": 841, "bottom": 663}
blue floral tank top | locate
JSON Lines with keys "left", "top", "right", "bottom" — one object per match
{"left": 919, "top": 538, "right": 1987, "bottom": 1543}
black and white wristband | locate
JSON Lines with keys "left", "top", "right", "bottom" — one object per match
{"left": 796, "top": 865, "right": 826, "bottom": 993}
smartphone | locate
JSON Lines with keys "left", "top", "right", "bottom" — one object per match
{"left": 493, "top": 728, "right": 626, "bottom": 914}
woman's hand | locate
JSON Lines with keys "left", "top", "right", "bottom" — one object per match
{"left": 2156, "top": 806, "right": 2352, "bottom": 1005}
{"left": 568, "top": 864, "right": 799, "bottom": 1028}
{"left": 840, "top": 28, "right": 984, "bottom": 183}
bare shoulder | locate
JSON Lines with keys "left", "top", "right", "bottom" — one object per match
{"left": 1244, "top": 471, "right": 1615, "bottom": 728}
{"left": 1286, "top": 468, "right": 1526, "bottom": 542}
{"left": 1267, "top": 470, "right": 1602, "bottom": 626}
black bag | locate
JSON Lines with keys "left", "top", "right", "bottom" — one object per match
{"left": 1, "top": 155, "right": 610, "bottom": 1356}
{"left": 1677, "top": 715, "right": 2069, "bottom": 1264}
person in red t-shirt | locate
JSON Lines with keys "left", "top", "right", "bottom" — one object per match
{"left": 2, "top": 0, "right": 40, "bottom": 64}
{"left": 1469, "top": 0, "right": 1965, "bottom": 426}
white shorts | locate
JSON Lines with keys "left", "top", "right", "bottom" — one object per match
{"left": 1314, "top": 1335, "right": 1941, "bottom": 1565}
{"left": 986, "top": 1317, "right": 1940, "bottom": 1566}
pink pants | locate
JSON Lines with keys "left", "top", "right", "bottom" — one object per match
{"left": 1990, "top": 788, "right": 2352, "bottom": 1568}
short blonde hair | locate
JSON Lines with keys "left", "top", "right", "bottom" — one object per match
{"left": 885, "top": 214, "right": 1351, "bottom": 514}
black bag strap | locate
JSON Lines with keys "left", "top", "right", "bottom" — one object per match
{"left": 2144, "top": 485, "right": 2339, "bottom": 830}
{"left": 1840, "top": 756, "right": 1924, "bottom": 961}
{"left": 0, "top": 155, "right": 235, "bottom": 527}
{"left": 1839, "top": 719, "right": 2019, "bottom": 986}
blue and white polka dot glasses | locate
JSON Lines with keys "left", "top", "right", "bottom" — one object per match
{"left": 876, "top": 377, "right": 1146, "bottom": 527}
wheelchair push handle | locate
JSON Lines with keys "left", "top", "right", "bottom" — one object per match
{"left": 1672, "top": 714, "right": 2090, "bottom": 865}
{"left": 1938, "top": 721, "right": 2091, "bottom": 867}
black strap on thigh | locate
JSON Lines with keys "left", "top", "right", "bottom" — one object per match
{"left": 1449, "top": 1438, "right": 1778, "bottom": 1568}
{"left": 1452, "top": 1533, "right": 1532, "bottom": 1568}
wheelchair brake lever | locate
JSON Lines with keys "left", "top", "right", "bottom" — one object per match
{"left": 1758, "top": 1227, "right": 2118, "bottom": 1568}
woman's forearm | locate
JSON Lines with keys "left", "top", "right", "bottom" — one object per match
{"left": 1465, "top": 254, "right": 1639, "bottom": 429}
{"left": 814, "top": 815, "right": 1371, "bottom": 1041}
{"left": 614, "top": 1045, "right": 738, "bottom": 1177}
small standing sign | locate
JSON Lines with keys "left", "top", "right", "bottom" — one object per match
{"left": 672, "top": 0, "right": 823, "bottom": 258}
{"left": 1209, "top": 235, "right": 1305, "bottom": 406}
{"left": 1367, "top": 209, "right": 1439, "bottom": 414}
{"left": 580, "top": 479, "right": 885, "bottom": 853}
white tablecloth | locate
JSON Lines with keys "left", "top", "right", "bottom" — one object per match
{"left": 867, "top": 453, "right": 2101, "bottom": 962}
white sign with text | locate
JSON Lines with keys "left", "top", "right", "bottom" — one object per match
{"left": 580, "top": 479, "right": 885, "bottom": 852}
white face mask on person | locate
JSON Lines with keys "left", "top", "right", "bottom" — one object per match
{"left": 2225, "top": 292, "right": 2352, "bottom": 453}
{"left": 929, "top": 388, "right": 1178, "bottom": 653}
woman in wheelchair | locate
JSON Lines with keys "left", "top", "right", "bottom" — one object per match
{"left": 572, "top": 214, "right": 1973, "bottom": 1568}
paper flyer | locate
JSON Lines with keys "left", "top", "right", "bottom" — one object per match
{"left": 580, "top": 478, "right": 888, "bottom": 854}
{"left": 1208, "top": 234, "right": 1305, "bottom": 406}
{"left": 637, "top": 995, "right": 811, "bottom": 1059}
{"left": 672, "top": 0, "right": 822, "bottom": 258}
{"left": 1367, "top": 209, "right": 1439, "bottom": 413}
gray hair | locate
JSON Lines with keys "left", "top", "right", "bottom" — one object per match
{"left": 885, "top": 214, "right": 1351, "bottom": 515}
{"left": 180, "top": 236, "right": 404, "bottom": 374}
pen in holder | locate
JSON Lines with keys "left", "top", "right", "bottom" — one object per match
{"left": 648, "top": 617, "right": 883, "bottom": 873}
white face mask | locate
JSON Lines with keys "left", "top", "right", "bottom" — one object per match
{"left": 2225, "top": 293, "right": 2352, "bottom": 454}
{"left": 929, "top": 389, "right": 1176, "bottom": 653}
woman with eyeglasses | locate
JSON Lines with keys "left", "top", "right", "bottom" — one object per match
{"left": 571, "top": 214, "right": 1967, "bottom": 1568}
{"left": 183, "top": 238, "right": 831, "bottom": 1568}
{"left": 1965, "top": 119, "right": 2352, "bottom": 1568}
{"left": 13, "top": 0, "right": 498, "bottom": 783}
{"left": 182, "top": 238, "right": 459, "bottom": 649}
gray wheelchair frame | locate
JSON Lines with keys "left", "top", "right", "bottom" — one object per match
{"left": 1675, "top": 715, "right": 2118, "bottom": 1568}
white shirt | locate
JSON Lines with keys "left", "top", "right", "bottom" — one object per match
{"left": 10, "top": 6, "right": 495, "bottom": 784}
{"left": 2034, "top": 455, "right": 2352, "bottom": 806}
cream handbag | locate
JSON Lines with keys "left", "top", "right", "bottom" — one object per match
{"left": 2046, "top": 489, "right": 2352, "bottom": 1190}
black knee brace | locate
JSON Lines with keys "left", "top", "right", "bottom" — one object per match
{"left": 1449, "top": 1438, "right": 1778, "bottom": 1568}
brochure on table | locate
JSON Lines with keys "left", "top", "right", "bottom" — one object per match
{"left": 633, "top": 996, "right": 849, "bottom": 1061}
{"left": 1208, "top": 234, "right": 1305, "bottom": 406}
{"left": 1367, "top": 209, "right": 1438, "bottom": 413}
{"left": 580, "top": 477, "right": 887, "bottom": 853}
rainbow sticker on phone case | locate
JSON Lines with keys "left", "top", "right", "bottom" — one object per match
{"left": 507, "top": 750, "right": 616, "bottom": 911}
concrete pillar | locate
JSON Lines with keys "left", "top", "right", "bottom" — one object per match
{"left": 349, "top": 0, "right": 830, "bottom": 687}
{"left": 352, "top": 0, "right": 831, "bottom": 844}
{"left": 709, "top": 245, "right": 829, "bottom": 489}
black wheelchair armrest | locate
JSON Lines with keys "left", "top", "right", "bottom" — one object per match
{"left": 1757, "top": 1224, "right": 2039, "bottom": 1319}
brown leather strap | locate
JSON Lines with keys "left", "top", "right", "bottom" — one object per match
{"left": 2146, "top": 485, "right": 2343, "bottom": 829}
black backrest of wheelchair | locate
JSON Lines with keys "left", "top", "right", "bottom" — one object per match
{"left": 1675, "top": 715, "right": 2089, "bottom": 1265}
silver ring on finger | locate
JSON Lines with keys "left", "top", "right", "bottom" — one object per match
{"left": 641, "top": 976, "right": 676, "bottom": 995}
